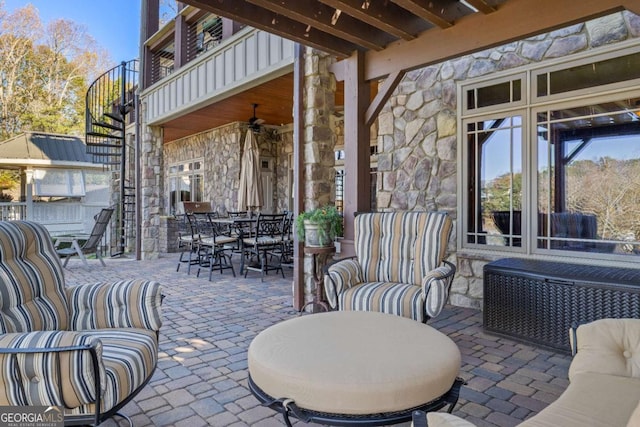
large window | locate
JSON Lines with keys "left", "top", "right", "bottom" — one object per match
{"left": 461, "top": 43, "right": 640, "bottom": 260}
{"left": 168, "top": 160, "right": 204, "bottom": 215}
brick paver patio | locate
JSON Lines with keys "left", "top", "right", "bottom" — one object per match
{"left": 63, "top": 254, "right": 571, "bottom": 427}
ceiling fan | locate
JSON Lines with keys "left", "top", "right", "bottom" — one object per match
{"left": 248, "top": 103, "right": 265, "bottom": 133}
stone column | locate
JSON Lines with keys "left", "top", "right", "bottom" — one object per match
{"left": 302, "top": 47, "right": 336, "bottom": 306}
{"left": 140, "top": 100, "right": 164, "bottom": 260}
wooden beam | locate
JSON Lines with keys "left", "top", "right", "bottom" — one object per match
{"left": 365, "top": 70, "right": 405, "bottom": 127}
{"left": 390, "top": 0, "right": 462, "bottom": 28}
{"left": 361, "top": 0, "right": 629, "bottom": 81}
{"left": 246, "top": 0, "right": 394, "bottom": 51}
{"left": 463, "top": 0, "right": 497, "bottom": 14}
{"left": 183, "top": 0, "right": 358, "bottom": 57}
{"left": 318, "top": 0, "right": 429, "bottom": 41}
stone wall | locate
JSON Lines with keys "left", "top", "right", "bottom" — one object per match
{"left": 378, "top": 11, "right": 640, "bottom": 309}
{"left": 163, "top": 123, "right": 242, "bottom": 214}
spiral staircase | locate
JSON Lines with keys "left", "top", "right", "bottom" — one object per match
{"left": 85, "top": 60, "right": 138, "bottom": 256}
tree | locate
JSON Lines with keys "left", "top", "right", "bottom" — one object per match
{"left": 0, "top": 4, "right": 111, "bottom": 139}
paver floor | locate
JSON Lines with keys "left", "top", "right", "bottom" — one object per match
{"left": 63, "top": 254, "right": 571, "bottom": 427}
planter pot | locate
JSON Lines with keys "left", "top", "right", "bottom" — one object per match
{"left": 303, "top": 220, "right": 335, "bottom": 248}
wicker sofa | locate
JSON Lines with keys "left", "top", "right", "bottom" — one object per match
{"left": 419, "top": 318, "right": 640, "bottom": 427}
{"left": 0, "top": 221, "right": 163, "bottom": 426}
{"left": 324, "top": 211, "right": 455, "bottom": 323}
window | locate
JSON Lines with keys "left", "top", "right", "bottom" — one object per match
{"left": 34, "top": 169, "right": 85, "bottom": 197}
{"left": 168, "top": 160, "right": 204, "bottom": 215}
{"left": 461, "top": 43, "right": 640, "bottom": 260}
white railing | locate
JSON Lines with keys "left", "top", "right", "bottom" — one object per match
{"left": 0, "top": 202, "right": 108, "bottom": 236}
{"left": 0, "top": 202, "right": 26, "bottom": 221}
{"left": 143, "top": 27, "right": 295, "bottom": 125}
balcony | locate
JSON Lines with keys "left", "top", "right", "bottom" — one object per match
{"left": 143, "top": 27, "right": 295, "bottom": 126}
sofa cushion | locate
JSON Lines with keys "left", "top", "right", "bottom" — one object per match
{"left": 519, "top": 372, "right": 640, "bottom": 427}
{"left": 628, "top": 400, "right": 640, "bottom": 427}
{"left": 570, "top": 318, "right": 640, "bottom": 380}
{"left": 0, "top": 221, "right": 69, "bottom": 332}
{"left": 66, "top": 328, "right": 158, "bottom": 416}
{"left": 339, "top": 282, "right": 424, "bottom": 322}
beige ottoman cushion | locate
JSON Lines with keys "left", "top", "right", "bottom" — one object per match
{"left": 248, "top": 311, "right": 460, "bottom": 415}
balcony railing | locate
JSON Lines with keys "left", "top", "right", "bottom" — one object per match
{"left": 144, "top": 27, "right": 294, "bottom": 125}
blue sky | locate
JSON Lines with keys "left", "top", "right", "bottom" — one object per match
{"left": 3, "top": 0, "right": 142, "bottom": 66}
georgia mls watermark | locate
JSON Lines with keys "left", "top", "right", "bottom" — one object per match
{"left": 0, "top": 406, "right": 63, "bottom": 427}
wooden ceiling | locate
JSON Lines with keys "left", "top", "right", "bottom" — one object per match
{"left": 162, "top": 74, "right": 294, "bottom": 142}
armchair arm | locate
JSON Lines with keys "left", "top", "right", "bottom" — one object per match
{"left": 0, "top": 331, "right": 105, "bottom": 410}
{"left": 421, "top": 260, "right": 456, "bottom": 320}
{"left": 67, "top": 279, "right": 163, "bottom": 332}
{"left": 324, "top": 258, "right": 363, "bottom": 309}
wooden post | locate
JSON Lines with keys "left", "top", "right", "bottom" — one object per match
{"left": 292, "top": 43, "right": 305, "bottom": 311}
{"left": 341, "top": 50, "right": 370, "bottom": 257}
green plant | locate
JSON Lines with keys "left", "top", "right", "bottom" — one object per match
{"left": 295, "top": 205, "right": 343, "bottom": 244}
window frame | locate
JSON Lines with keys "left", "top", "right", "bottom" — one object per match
{"left": 457, "top": 39, "right": 640, "bottom": 264}
{"left": 167, "top": 158, "right": 205, "bottom": 215}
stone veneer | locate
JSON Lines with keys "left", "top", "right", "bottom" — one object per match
{"left": 377, "top": 11, "right": 640, "bottom": 309}
{"left": 302, "top": 47, "right": 337, "bottom": 305}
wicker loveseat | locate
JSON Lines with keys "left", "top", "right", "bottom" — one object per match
{"left": 324, "top": 211, "right": 455, "bottom": 323}
{"left": 0, "top": 221, "right": 163, "bottom": 426}
{"left": 418, "top": 318, "right": 640, "bottom": 427}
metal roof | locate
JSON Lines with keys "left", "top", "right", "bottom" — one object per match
{"left": 0, "top": 132, "right": 99, "bottom": 168}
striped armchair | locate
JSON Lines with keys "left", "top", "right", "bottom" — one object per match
{"left": 324, "top": 211, "right": 455, "bottom": 323}
{"left": 0, "top": 221, "right": 163, "bottom": 426}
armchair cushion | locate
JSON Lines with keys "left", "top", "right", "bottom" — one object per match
{"left": 0, "top": 331, "right": 105, "bottom": 408}
{"left": 65, "top": 328, "right": 158, "bottom": 417}
{"left": 66, "top": 279, "right": 163, "bottom": 332}
{"left": 340, "top": 282, "right": 423, "bottom": 320}
{"left": 0, "top": 221, "right": 69, "bottom": 332}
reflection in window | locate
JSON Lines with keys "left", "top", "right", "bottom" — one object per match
{"left": 466, "top": 116, "right": 523, "bottom": 247}
{"left": 537, "top": 100, "right": 640, "bottom": 255}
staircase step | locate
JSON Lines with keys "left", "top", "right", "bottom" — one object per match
{"left": 86, "top": 143, "right": 123, "bottom": 149}
{"left": 104, "top": 112, "right": 124, "bottom": 123}
{"left": 92, "top": 121, "right": 123, "bottom": 131}
{"left": 86, "top": 131, "right": 124, "bottom": 139}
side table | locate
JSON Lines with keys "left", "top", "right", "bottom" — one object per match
{"left": 300, "top": 245, "right": 335, "bottom": 313}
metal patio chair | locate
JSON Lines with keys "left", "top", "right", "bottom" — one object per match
{"left": 55, "top": 207, "right": 114, "bottom": 268}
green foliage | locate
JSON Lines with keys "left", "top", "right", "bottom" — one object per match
{"left": 0, "top": 171, "right": 18, "bottom": 189}
{"left": 0, "top": 4, "right": 110, "bottom": 139}
{"left": 295, "top": 205, "right": 343, "bottom": 243}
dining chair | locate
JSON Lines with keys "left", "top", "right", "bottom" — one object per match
{"left": 196, "top": 212, "right": 237, "bottom": 279}
{"left": 176, "top": 213, "right": 201, "bottom": 274}
{"left": 241, "top": 213, "right": 286, "bottom": 281}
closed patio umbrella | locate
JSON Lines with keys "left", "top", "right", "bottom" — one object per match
{"left": 238, "top": 130, "right": 263, "bottom": 213}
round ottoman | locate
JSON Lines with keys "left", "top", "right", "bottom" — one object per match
{"left": 248, "top": 311, "right": 463, "bottom": 426}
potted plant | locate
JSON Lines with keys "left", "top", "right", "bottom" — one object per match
{"left": 295, "top": 205, "right": 343, "bottom": 247}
